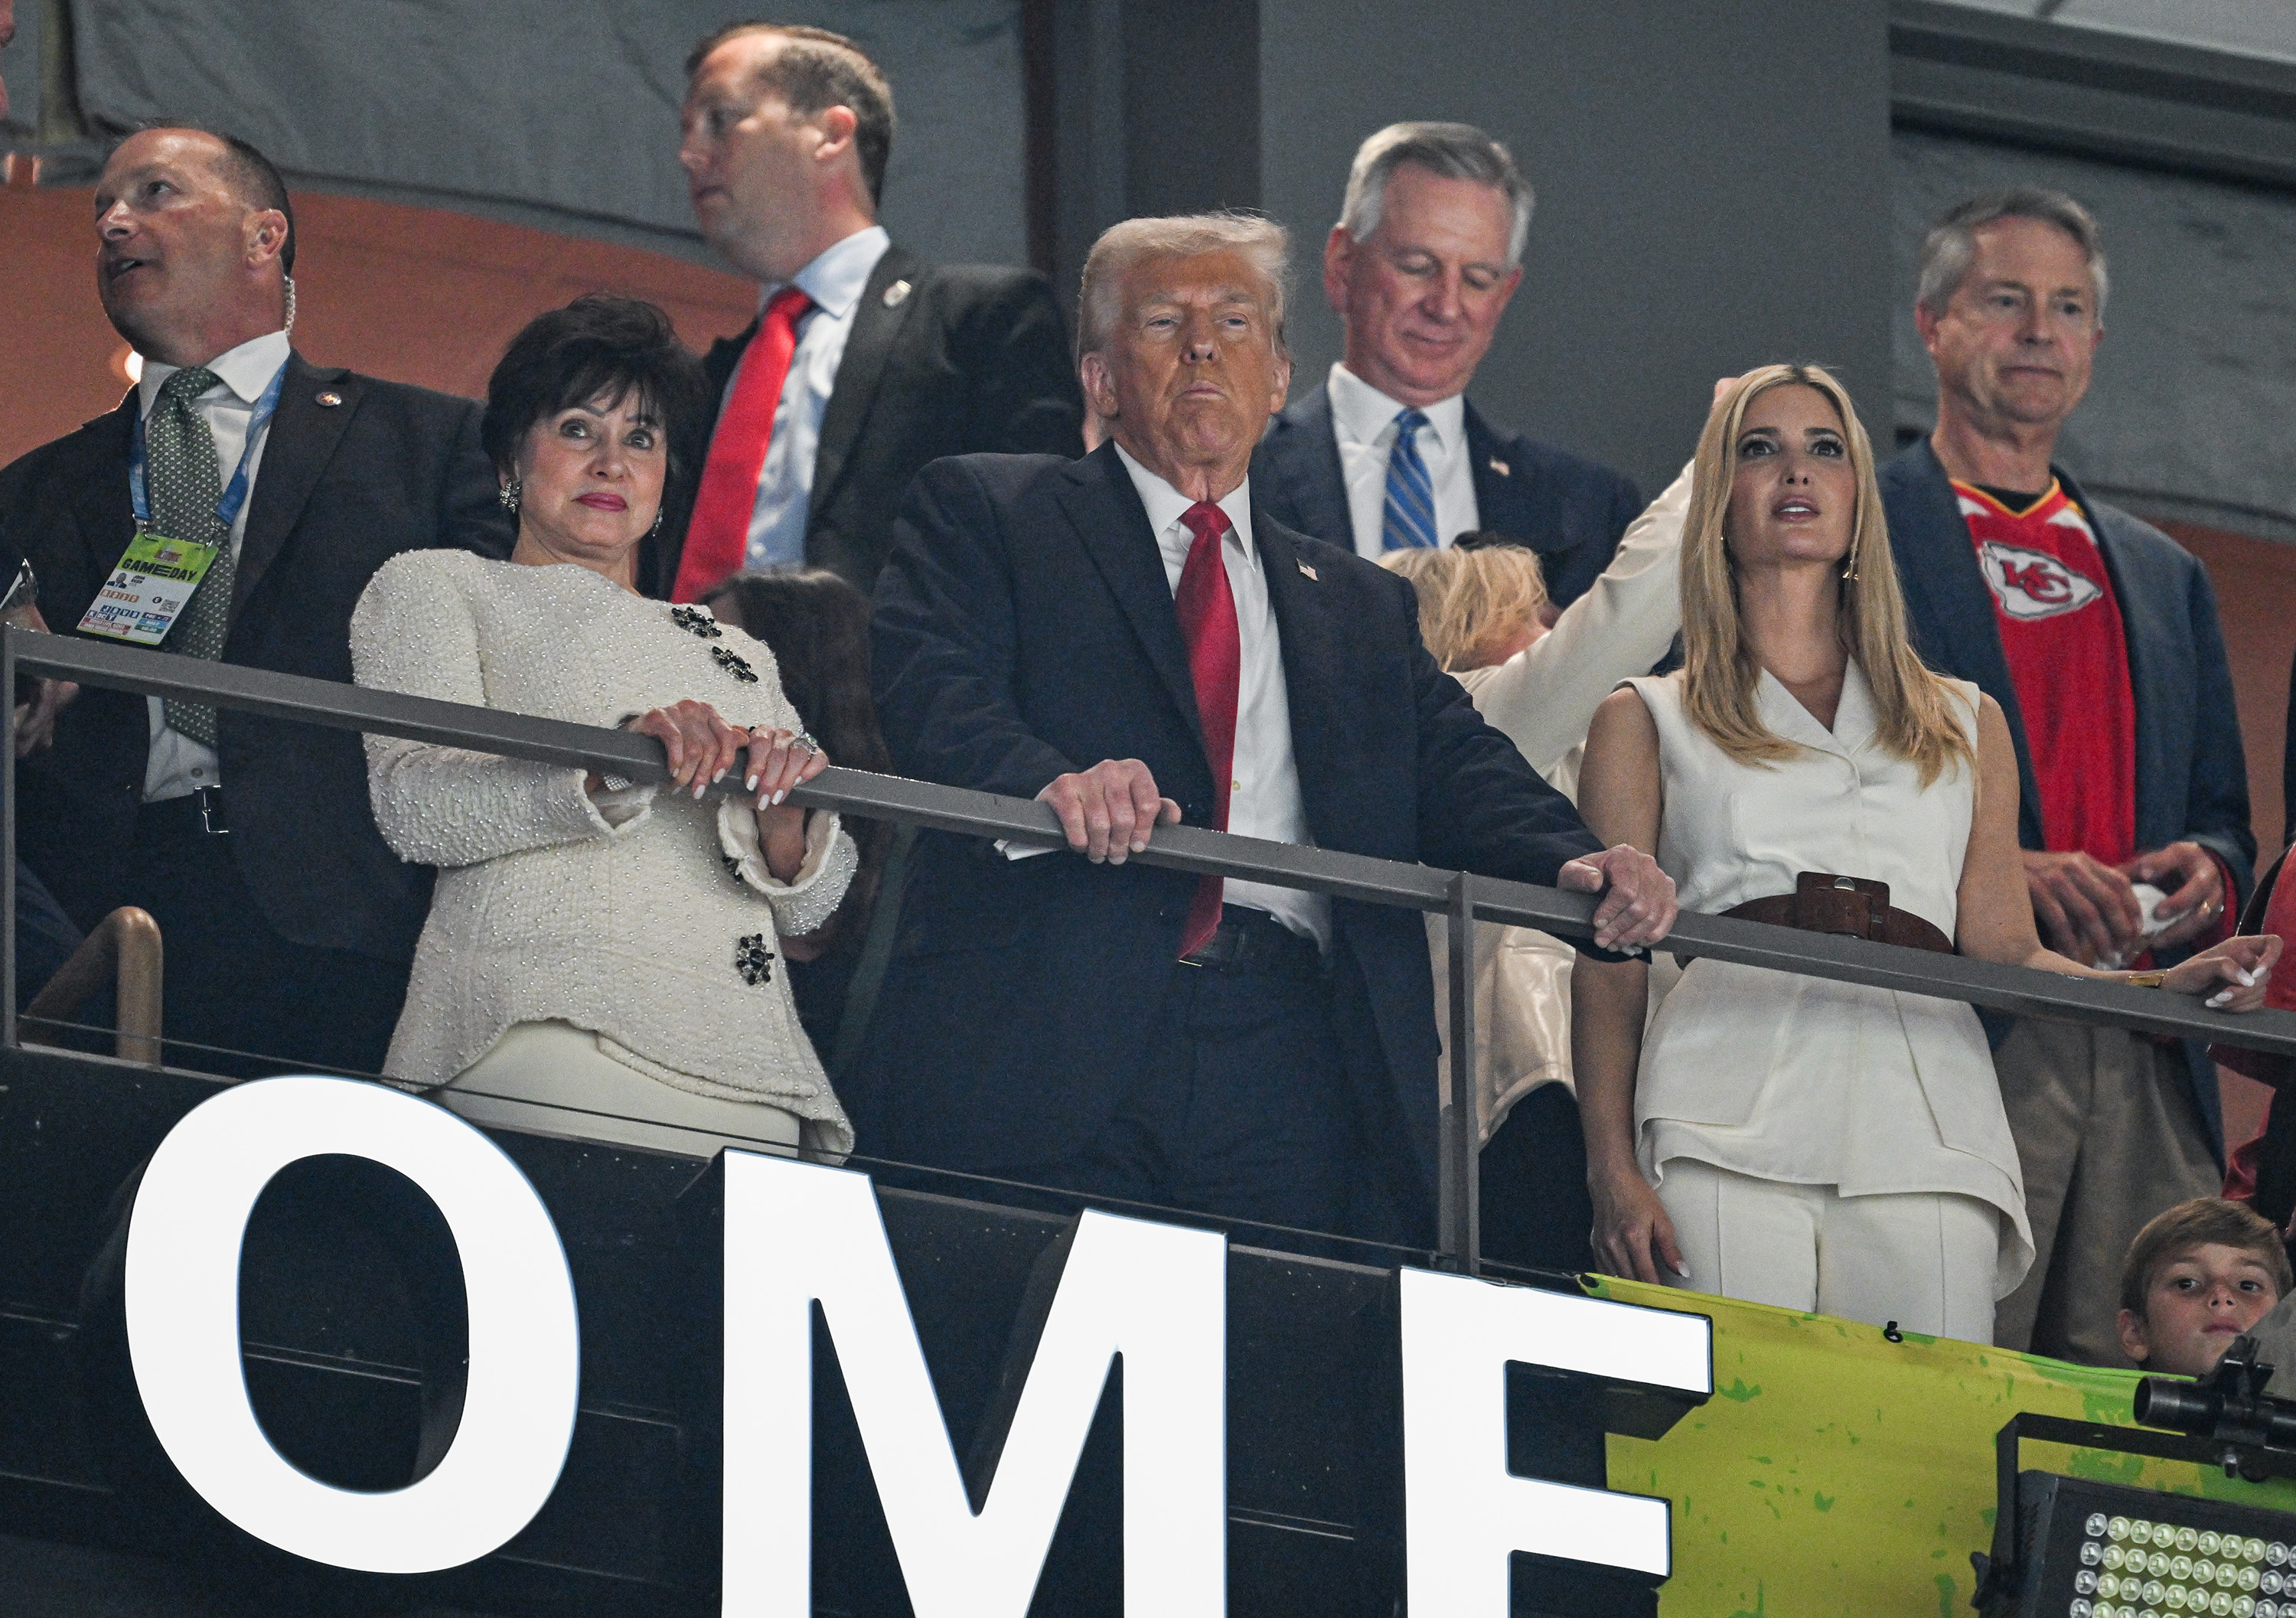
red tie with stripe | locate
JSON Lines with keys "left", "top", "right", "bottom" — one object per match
{"left": 1174, "top": 501, "right": 1241, "bottom": 959}
{"left": 673, "top": 285, "right": 814, "bottom": 602}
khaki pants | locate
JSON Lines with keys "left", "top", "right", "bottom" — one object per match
{"left": 1991, "top": 1019, "right": 2220, "bottom": 1365}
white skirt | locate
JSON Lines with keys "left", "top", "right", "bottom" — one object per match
{"left": 433, "top": 1019, "right": 804, "bottom": 1161}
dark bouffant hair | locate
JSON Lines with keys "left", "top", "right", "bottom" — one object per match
{"left": 480, "top": 295, "right": 711, "bottom": 495}
{"left": 2119, "top": 1198, "right": 2294, "bottom": 1318}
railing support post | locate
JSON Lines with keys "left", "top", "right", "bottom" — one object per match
{"left": 1439, "top": 870, "right": 1480, "bottom": 1276}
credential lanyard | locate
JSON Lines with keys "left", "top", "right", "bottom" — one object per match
{"left": 127, "top": 360, "right": 289, "bottom": 534}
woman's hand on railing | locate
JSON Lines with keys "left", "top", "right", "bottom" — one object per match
{"left": 2157, "top": 932, "right": 2282, "bottom": 1012}
{"left": 617, "top": 700, "right": 751, "bottom": 799}
{"left": 748, "top": 726, "right": 828, "bottom": 883}
{"left": 1590, "top": 1160, "right": 1688, "bottom": 1287}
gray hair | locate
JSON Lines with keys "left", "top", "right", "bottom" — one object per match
{"left": 1338, "top": 122, "right": 1534, "bottom": 266}
{"left": 1916, "top": 186, "right": 2108, "bottom": 323}
{"left": 1076, "top": 212, "right": 1292, "bottom": 361}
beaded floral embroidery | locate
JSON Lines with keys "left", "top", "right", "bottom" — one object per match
{"left": 670, "top": 605, "right": 722, "bottom": 640}
{"left": 712, "top": 645, "right": 760, "bottom": 683}
{"left": 735, "top": 933, "right": 777, "bottom": 986}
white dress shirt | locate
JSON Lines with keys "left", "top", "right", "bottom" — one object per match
{"left": 135, "top": 328, "right": 292, "bottom": 802}
{"left": 737, "top": 224, "right": 893, "bottom": 569}
{"left": 1114, "top": 445, "right": 1329, "bottom": 948}
{"left": 1326, "top": 361, "right": 1479, "bottom": 559}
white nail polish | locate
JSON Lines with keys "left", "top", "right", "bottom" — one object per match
{"left": 2241, "top": 967, "right": 2260, "bottom": 986}
{"left": 2208, "top": 990, "right": 2234, "bottom": 1008}
{"left": 772, "top": 788, "right": 786, "bottom": 805}
{"left": 745, "top": 775, "right": 759, "bottom": 791}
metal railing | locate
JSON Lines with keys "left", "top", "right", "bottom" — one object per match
{"left": 11, "top": 626, "right": 2296, "bottom": 1275}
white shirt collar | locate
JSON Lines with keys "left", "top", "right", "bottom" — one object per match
{"left": 762, "top": 224, "right": 893, "bottom": 322}
{"left": 1113, "top": 442, "right": 1255, "bottom": 560}
{"left": 1326, "top": 360, "right": 1466, "bottom": 453}
{"left": 139, "top": 329, "right": 292, "bottom": 418}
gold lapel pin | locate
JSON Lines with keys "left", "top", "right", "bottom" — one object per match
{"left": 1487, "top": 456, "right": 1510, "bottom": 478}
{"left": 1298, "top": 561, "right": 1319, "bottom": 581}
{"left": 315, "top": 390, "right": 344, "bottom": 407}
{"left": 882, "top": 279, "right": 912, "bottom": 308}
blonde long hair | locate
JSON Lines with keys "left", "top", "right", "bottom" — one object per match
{"left": 1379, "top": 543, "right": 1549, "bottom": 672}
{"left": 1681, "top": 363, "right": 1971, "bottom": 786}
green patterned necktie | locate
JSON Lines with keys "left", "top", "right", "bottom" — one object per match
{"left": 147, "top": 365, "right": 236, "bottom": 748}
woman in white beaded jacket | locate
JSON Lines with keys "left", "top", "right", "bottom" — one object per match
{"left": 350, "top": 295, "right": 856, "bottom": 1158}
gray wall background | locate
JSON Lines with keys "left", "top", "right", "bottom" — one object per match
{"left": 1893, "top": 126, "right": 2296, "bottom": 541}
{"left": 21, "top": 0, "right": 1029, "bottom": 269}
{"left": 1253, "top": 0, "right": 1896, "bottom": 504}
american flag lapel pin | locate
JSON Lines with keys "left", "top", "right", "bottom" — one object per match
{"left": 1488, "top": 456, "right": 1511, "bottom": 478}
{"left": 1298, "top": 560, "right": 1319, "bottom": 581}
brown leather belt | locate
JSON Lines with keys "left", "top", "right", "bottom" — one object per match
{"left": 1721, "top": 871, "right": 1953, "bottom": 954}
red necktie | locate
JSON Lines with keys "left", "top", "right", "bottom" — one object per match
{"left": 673, "top": 285, "right": 814, "bottom": 602}
{"left": 1174, "top": 501, "right": 1241, "bottom": 959}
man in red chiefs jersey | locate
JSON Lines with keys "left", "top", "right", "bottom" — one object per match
{"left": 1880, "top": 188, "right": 2255, "bottom": 1366}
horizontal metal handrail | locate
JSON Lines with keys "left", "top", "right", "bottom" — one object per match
{"left": 8, "top": 627, "right": 2294, "bottom": 1061}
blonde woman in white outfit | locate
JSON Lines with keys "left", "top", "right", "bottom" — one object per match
{"left": 1573, "top": 364, "right": 2278, "bottom": 1339}
{"left": 1381, "top": 464, "right": 1689, "bottom": 1268}
{"left": 351, "top": 297, "right": 857, "bottom": 1160}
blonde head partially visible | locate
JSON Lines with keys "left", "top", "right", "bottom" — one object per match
{"left": 1379, "top": 543, "right": 1548, "bottom": 673}
{"left": 1680, "top": 362, "right": 1972, "bottom": 786}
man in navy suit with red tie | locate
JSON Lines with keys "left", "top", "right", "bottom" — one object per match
{"left": 657, "top": 21, "right": 1081, "bottom": 600}
{"left": 855, "top": 214, "right": 1677, "bottom": 1246}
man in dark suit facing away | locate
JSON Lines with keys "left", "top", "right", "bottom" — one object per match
{"left": 0, "top": 127, "right": 510, "bottom": 1076}
{"left": 656, "top": 21, "right": 1082, "bottom": 601}
{"left": 856, "top": 214, "right": 1676, "bottom": 1247}
{"left": 1253, "top": 122, "right": 1640, "bottom": 609}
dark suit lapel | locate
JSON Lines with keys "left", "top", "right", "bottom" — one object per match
{"left": 1252, "top": 509, "right": 1349, "bottom": 841}
{"left": 1054, "top": 445, "right": 1205, "bottom": 752}
{"left": 1463, "top": 401, "right": 1530, "bottom": 540}
{"left": 233, "top": 354, "right": 354, "bottom": 616}
{"left": 1275, "top": 388, "right": 1354, "bottom": 548}
{"left": 810, "top": 243, "right": 923, "bottom": 522}
{"left": 68, "top": 400, "right": 139, "bottom": 595}
{"left": 1889, "top": 440, "right": 2044, "bottom": 844}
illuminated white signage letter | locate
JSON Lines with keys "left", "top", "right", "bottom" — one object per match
{"left": 125, "top": 1075, "right": 581, "bottom": 1573}
{"left": 1400, "top": 1267, "right": 1711, "bottom": 1614}
{"left": 721, "top": 1154, "right": 1225, "bottom": 1616}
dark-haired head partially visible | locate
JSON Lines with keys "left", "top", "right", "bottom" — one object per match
{"left": 480, "top": 295, "right": 710, "bottom": 492}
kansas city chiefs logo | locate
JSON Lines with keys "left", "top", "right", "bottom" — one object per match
{"left": 1976, "top": 540, "right": 2103, "bottom": 621}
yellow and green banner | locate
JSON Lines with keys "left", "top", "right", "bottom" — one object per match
{"left": 1592, "top": 1277, "right": 2296, "bottom": 1616}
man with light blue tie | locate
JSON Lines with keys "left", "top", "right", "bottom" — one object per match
{"left": 1254, "top": 122, "right": 1639, "bottom": 608}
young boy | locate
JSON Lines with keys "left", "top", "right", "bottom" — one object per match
{"left": 2115, "top": 1199, "right": 2294, "bottom": 1377}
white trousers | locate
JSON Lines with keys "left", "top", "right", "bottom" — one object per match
{"left": 1655, "top": 1158, "right": 2000, "bottom": 1342}
{"left": 436, "top": 1019, "right": 802, "bottom": 1161}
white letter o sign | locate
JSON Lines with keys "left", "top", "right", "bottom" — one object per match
{"left": 124, "top": 1075, "right": 581, "bottom": 1574}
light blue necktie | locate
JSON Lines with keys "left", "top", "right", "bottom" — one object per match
{"left": 1381, "top": 407, "right": 1438, "bottom": 550}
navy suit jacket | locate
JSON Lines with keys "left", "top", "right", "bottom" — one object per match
{"left": 1879, "top": 438, "right": 2253, "bottom": 1157}
{"left": 1251, "top": 383, "right": 1641, "bottom": 608}
{"left": 0, "top": 354, "right": 513, "bottom": 964}
{"left": 856, "top": 443, "right": 1609, "bottom": 1241}
{"left": 644, "top": 243, "right": 1082, "bottom": 598}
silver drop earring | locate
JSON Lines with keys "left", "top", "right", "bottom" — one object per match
{"left": 499, "top": 478, "right": 521, "bottom": 513}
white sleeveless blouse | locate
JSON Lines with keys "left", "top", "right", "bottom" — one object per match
{"left": 1623, "top": 663, "right": 2033, "bottom": 1297}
